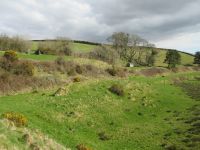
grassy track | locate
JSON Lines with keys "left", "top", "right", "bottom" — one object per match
{"left": 0, "top": 72, "right": 199, "bottom": 149}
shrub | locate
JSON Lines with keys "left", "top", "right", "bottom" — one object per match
{"left": 109, "top": 84, "right": 124, "bottom": 96}
{"left": 98, "top": 132, "right": 110, "bottom": 141}
{"left": 3, "top": 50, "right": 18, "bottom": 62}
{"left": 106, "top": 68, "right": 117, "bottom": 76}
{"left": 55, "top": 56, "right": 65, "bottom": 66}
{"left": 2, "top": 112, "right": 28, "bottom": 127}
{"left": 14, "top": 61, "right": 34, "bottom": 76}
{"left": 68, "top": 68, "right": 77, "bottom": 76}
{"left": 76, "top": 144, "right": 92, "bottom": 150}
{"left": 73, "top": 76, "right": 81, "bottom": 82}
{"left": 76, "top": 65, "right": 84, "bottom": 74}
{"left": 0, "top": 72, "right": 10, "bottom": 82}
{"left": 106, "top": 67, "right": 127, "bottom": 77}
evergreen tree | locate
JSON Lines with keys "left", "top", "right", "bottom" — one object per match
{"left": 164, "top": 50, "right": 181, "bottom": 68}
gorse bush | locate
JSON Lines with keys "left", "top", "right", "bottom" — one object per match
{"left": 73, "top": 76, "right": 81, "bottom": 82}
{"left": 109, "top": 84, "right": 125, "bottom": 96}
{"left": 3, "top": 50, "right": 18, "bottom": 62}
{"left": 0, "top": 51, "right": 19, "bottom": 72}
{"left": 76, "top": 144, "right": 92, "bottom": 150}
{"left": 2, "top": 112, "right": 28, "bottom": 127}
{"left": 0, "top": 55, "right": 35, "bottom": 76}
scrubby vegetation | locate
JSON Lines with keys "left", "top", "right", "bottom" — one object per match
{"left": 0, "top": 34, "right": 30, "bottom": 52}
{"left": 37, "top": 38, "right": 72, "bottom": 55}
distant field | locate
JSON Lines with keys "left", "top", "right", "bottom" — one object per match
{"left": 0, "top": 51, "right": 111, "bottom": 69}
{"left": 31, "top": 41, "right": 97, "bottom": 53}
{"left": 72, "top": 43, "right": 97, "bottom": 52}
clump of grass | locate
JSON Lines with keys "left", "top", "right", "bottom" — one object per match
{"left": 98, "top": 132, "right": 110, "bottom": 141}
{"left": 106, "top": 67, "right": 127, "bottom": 77}
{"left": 1, "top": 112, "right": 28, "bottom": 127}
{"left": 109, "top": 84, "right": 124, "bottom": 96}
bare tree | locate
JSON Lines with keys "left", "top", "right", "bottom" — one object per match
{"left": 0, "top": 34, "right": 30, "bottom": 52}
{"left": 108, "top": 32, "right": 156, "bottom": 66}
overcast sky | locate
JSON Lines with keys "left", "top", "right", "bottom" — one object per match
{"left": 0, "top": 0, "right": 200, "bottom": 53}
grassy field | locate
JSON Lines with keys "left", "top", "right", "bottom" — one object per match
{"left": 72, "top": 43, "right": 97, "bottom": 53}
{"left": 0, "top": 72, "right": 199, "bottom": 149}
{"left": 31, "top": 41, "right": 96, "bottom": 53}
{"left": 155, "top": 49, "right": 194, "bottom": 67}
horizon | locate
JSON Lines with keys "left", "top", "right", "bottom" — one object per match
{"left": 1, "top": 0, "right": 200, "bottom": 54}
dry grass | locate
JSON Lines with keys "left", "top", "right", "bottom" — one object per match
{"left": 0, "top": 119, "right": 69, "bottom": 150}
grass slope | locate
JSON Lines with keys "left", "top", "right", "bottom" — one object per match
{"left": 0, "top": 72, "right": 199, "bottom": 149}
{"left": 31, "top": 41, "right": 96, "bottom": 53}
{"left": 155, "top": 49, "right": 194, "bottom": 67}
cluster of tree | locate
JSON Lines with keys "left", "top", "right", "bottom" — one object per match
{"left": 108, "top": 32, "right": 157, "bottom": 66}
{"left": 0, "top": 34, "right": 30, "bottom": 52}
{"left": 89, "top": 45, "right": 120, "bottom": 65}
{"left": 164, "top": 50, "right": 200, "bottom": 68}
{"left": 36, "top": 37, "right": 72, "bottom": 56}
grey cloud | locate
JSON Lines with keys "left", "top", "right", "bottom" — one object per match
{"left": 0, "top": 0, "right": 200, "bottom": 52}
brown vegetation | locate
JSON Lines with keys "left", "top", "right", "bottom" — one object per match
{"left": 109, "top": 84, "right": 125, "bottom": 96}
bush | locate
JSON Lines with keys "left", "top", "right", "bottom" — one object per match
{"left": 106, "top": 68, "right": 117, "bottom": 76}
{"left": 3, "top": 50, "right": 18, "bottom": 62}
{"left": 2, "top": 112, "right": 28, "bottom": 127}
{"left": 0, "top": 72, "right": 11, "bottom": 82}
{"left": 109, "top": 84, "right": 124, "bottom": 96}
{"left": 76, "top": 65, "right": 84, "bottom": 74}
{"left": 73, "top": 76, "right": 81, "bottom": 82}
{"left": 106, "top": 67, "right": 127, "bottom": 77}
{"left": 55, "top": 56, "right": 66, "bottom": 66}
{"left": 68, "top": 68, "right": 77, "bottom": 76}
{"left": 76, "top": 144, "right": 92, "bottom": 150}
{"left": 14, "top": 61, "right": 34, "bottom": 76}
{"left": 98, "top": 132, "right": 110, "bottom": 141}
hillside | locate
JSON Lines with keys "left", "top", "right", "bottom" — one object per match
{"left": 0, "top": 72, "right": 200, "bottom": 149}
{"left": 0, "top": 41, "right": 194, "bottom": 67}
{"left": 0, "top": 40, "right": 199, "bottom": 150}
